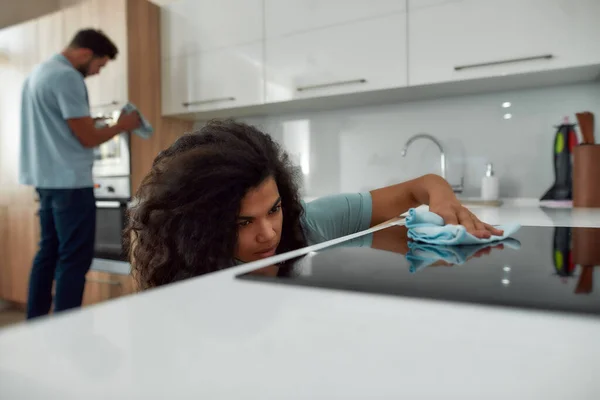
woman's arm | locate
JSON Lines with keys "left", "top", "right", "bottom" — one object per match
{"left": 369, "top": 174, "right": 503, "bottom": 238}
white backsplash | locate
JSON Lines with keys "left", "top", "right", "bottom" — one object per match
{"left": 194, "top": 83, "right": 600, "bottom": 199}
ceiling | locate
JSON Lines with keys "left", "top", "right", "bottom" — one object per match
{"left": 0, "top": 0, "right": 61, "bottom": 29}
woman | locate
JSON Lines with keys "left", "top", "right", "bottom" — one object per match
{"left": 125, "top": 120, "right": 502, "bottom": 289}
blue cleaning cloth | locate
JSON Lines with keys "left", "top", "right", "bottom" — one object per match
{"left": 121, "top": 102, "right": 153, "bottom": 139}
{"left": 406, "top": 238, "right": 522, "bottom": 273}
{"left": 405, "top": 208, "right": 521, "bottom": 245}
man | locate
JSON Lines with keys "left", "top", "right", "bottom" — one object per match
{"left": 19, "top": 29, "right": 141, "bottom": 319}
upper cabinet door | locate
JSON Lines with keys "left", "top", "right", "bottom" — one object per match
{"left": 63, "top": 1, "right": 101, "bottom": 108}
{"left": 63, "top": 0, "right": 128, "bottom": 111}
{"left": 37, "top": 11, "right": 65, "bottom": 64}
{"left": 408, "top": 0, "right": 600, "bottom": 86}
{"left": 0, "top": 21, "right": 37, "bottom": 187}
{"left": 0, "top": 19, "right": 38, "bottom": 73}
{"left": 265, "top": 0, "right": 405, "bottom": 37}
{"left": 161, "top": 0, "right": 263, "bottom": 59}
{"left": 95, "top": 0, "right": 128, "bottom": 110}
{"left": 163, "top": 42, "right": 264, "bottom": 115}
{"left": 264, "top": 0, "right": 408, "bottom": 102}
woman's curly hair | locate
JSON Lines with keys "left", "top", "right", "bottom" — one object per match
{"left": 124, "top": 120, "right": 307, "bottom": 290}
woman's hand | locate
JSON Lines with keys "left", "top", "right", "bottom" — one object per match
{"left": 429, "top": 200, "right": 504, "bottom": 239}
{"left": 430, "top": 243, "right": 505, "bottom": 266}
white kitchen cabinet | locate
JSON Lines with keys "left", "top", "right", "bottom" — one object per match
{"left": 265, "top": 0, "right": 406, "bottom": 38}
{"left": 161, "top": 0, "right": 263, "bottom": 60}
{"left": 94, "top": 0, "right": 128, "bottom": 111}
{"left": 62, "top": 0, "right": 128, "bottom": 111}
{"left": 0, "top": 21, "right": 37, "bottom": 190}
{"left": 162, "top": 42, "right": 264, "bottom": 115}
{"left": 161, "top": 56, "right": 189, "bottom": 116}
{"left": 37, "top": 11, "right": 65, "bottom": 63}
{"left": 264, "top": 13, "right": 407, "bottom": 103}
{"left": 62, "top": 1, "right": 100, "bottom": 107}
{"left": 408, "top": 0, "right": 600, "bottom": 86}
{"left": 0, "top": 20, "right": 37, "bottom": 73}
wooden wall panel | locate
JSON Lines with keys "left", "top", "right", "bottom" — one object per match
{"left": 127, "top": 0, "right": 194, "bottom": 194}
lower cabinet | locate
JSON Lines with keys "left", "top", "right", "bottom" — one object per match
{"left": 83, "top": 270, "right": 136, "bottom": 306}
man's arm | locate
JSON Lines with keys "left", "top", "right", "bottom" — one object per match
{"left": 67, "top": 113, "right": 140, "bottom": 148}
{"left": 54, "top": 71, "right": 140, "bottom": 148}
{"left": 369, "top": 174, "right": 503, "bottom": 238}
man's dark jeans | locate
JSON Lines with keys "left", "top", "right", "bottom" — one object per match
{"left": 27, "top": 188, "right": 96, "bottom": 319}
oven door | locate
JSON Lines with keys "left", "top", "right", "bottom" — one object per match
{"left": 94, "top": 200, "right": 128, "bottom": 261}
{"left": 92, "top": 132, "right": 131, "bottom": 177}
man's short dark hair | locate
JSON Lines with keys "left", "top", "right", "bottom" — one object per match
{"left": 69, "top": 29, "right": 118, "bottom": 60}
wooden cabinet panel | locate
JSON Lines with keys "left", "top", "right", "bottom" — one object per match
{"left": 127, "top": 0, "right": 194, "bottom": 192}
{"left": 0, "top": 207, "right": 9, "bottom": 299}
{"left": 83, "top": 271, "right": 136, "bottom": 306}
{"left": 0, "top": 206, "right": 39, "bottom": 304}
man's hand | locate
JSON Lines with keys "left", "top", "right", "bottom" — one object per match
{"left": 117, "top": 111, "right": 142, "bottom": 132}
{"left": 428, "top": 200, "right": 504, "bottom": 239}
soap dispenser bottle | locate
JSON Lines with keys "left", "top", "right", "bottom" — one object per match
{"left": 481, "top": 163, "right": 499, "bottom": 201}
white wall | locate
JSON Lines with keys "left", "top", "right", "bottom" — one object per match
{"left": 195, "top": 83, "right": 600, "bottom": 199}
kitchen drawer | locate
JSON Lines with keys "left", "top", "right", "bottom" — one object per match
{"left": 162, "top": 42, "right": 264, "bottom": 115}
{"left": 408, "top": 0, "right": 600, "bottom": 86}
{"left": 264, "top": 13, "right": 407, "bottom": 103}
{"left": 265, "top": 0, "right": 406, "bottom": 38}
{"left": 83, "top": 270, "right": 136, "bottom": 306}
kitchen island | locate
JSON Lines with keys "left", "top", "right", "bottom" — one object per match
{"left": 1, "top": 203, "right": 600, "bottom": 399}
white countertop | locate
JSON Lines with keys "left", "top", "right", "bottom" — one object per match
{"left": 2, "top": 203, "right": 600, "bottom": 399}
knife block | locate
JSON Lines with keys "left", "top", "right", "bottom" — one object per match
{"left": 573, "top": 227, "right": 600, "bottom": 265}
{"left": 573, "top": 145, "right": 600, "bottom": 208}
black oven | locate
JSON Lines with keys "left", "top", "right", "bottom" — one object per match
{"left": 92, "top": 176, "right": 131, "bottom": 267}
{"left": 91, "top": 108, "right": 132, "bottom": 274}
{"left": 95, "top": 199, "right": 128, "bottom": 261}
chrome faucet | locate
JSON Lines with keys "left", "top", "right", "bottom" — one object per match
{"left": 401, "top": 133, "right": 464, "bottom": 193}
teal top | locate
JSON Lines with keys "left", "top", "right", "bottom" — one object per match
{"left": 300, "top": 192, "right": 373, "bottom": 247}
{"left": 19, "top": 54, "right": 93, "bottom": 188}
{"left": 235, "top": 192, "right": 374, "bottom": 265}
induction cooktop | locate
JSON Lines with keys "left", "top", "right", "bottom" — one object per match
{"left": 237, "top": 226, "right": 600, "bottom": 316}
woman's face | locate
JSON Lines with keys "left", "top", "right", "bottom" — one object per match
{"left": 235, "top": 176, "right": 283, "bottom": 262}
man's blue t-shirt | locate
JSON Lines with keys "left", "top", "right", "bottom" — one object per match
{"left": 19, "top": 54, "right": 93, "bottom": 188}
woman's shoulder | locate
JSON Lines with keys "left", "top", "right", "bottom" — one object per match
{"left": 300, "top": 192, "right": 373, "bottom": 245}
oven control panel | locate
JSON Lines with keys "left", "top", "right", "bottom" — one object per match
{"left": 93, "top": 176, "right": 131, "bottom": 200}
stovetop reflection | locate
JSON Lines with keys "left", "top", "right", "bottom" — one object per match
{"left": 237, "top": 226, "right": 600, "bottom": 316}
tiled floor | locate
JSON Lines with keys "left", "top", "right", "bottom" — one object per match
{"left": 0, "top": 308, "right": 26, "bottom": 329}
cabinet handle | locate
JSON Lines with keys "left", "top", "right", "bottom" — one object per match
{"left": 86, "top": 277, "right": 122, "bottom": 286}
{"left": 297, "top": 79, "right": 367, "bottom": 92}
{"left": 454, "top": 54, "right": 553, "bottom": 71}
{"left": 91, "top": 101, "right": 121, "bottom": 108}
{"left": 183, "top": 97, "right": 236, "bottom": 107}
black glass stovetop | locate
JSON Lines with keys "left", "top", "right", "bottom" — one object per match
{"left": 237, "top": 226, "right": 600, "bottom": 316}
